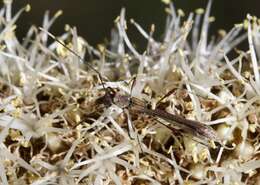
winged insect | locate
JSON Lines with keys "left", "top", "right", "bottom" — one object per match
{"left": 40, "top": 28, "right": 221, "bottom": 147}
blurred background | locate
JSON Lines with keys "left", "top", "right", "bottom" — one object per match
{"left": 8, "top": 0, "right": 260, "bottom": 50}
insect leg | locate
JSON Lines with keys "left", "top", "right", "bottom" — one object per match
{"left": 124, "top": 108, "right": 144, "bottom": 153}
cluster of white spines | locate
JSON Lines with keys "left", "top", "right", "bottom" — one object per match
{"left": 0, "top": 0, "right": 259, "bottom": 184}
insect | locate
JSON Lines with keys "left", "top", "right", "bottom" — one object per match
{"left": 40, "top": 28, "right": 221, "bottom": 147}
{"left": 99, "top": 87, "right": 220, "bottom": 145}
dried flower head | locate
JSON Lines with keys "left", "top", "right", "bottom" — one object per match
{"left": 0, "top": 0, "right": 259, "bottom": 184}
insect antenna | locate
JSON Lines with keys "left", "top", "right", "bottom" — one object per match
{"left": 39, "top": 27, "right": 114, "bottom": 103}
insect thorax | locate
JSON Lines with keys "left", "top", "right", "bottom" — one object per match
{"left": 113, "top": 93, "right": 131, "bottom": 109}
